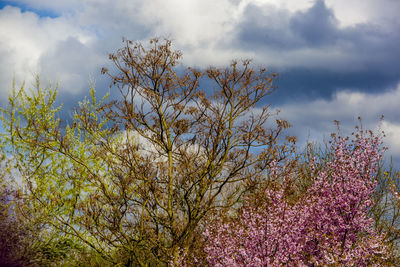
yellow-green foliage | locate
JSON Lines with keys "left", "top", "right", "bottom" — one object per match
{"left": 0, "top": 78, "right": 119, "bottom": 265}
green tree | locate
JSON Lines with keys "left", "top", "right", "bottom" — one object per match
{"left": 1, "top": 38, "right": 293, "bottom": 266}
{"left": 0, "top": 80, "right": 100, "bottom": 266}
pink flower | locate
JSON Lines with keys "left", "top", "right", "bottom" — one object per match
{"left": 200, "top": 130, "right": 387, "bottom": 266}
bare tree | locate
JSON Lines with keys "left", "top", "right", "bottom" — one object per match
{"left": 99, "top": 38, "right": 293, "bottom": 265}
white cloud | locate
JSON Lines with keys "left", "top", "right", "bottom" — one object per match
{"left": 0, "top": 0, "right": 235, "bottom": 97}
{"left": 140, "top": 0, "right": 236, "bottom": 45}
{"left": 277, "top": 83, "right": 400, "bottom": 160}
{"left": 325, "top": 0, "right": 400, "bottom": 28}
{"left": 0, "top": 6, "right": 96, "bottom": 98}
{"left": 382, "top": 121, "right": 400, "bottom": 158}
{"left": 248, "top": 0, "right": 313, "bottom": 13}
{"left": 180, "top": 46, "right": 255, "bottom": 68}
{"left": 39, "top": 37, "right": 105, "bottom": 94}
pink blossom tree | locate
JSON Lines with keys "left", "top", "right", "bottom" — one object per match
{"left": 200, "top": 129, "right": 388, "bottom": 266}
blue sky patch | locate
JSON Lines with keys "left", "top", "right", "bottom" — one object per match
{"left": 0, "top": 1, "right": 59, "bottom": 18}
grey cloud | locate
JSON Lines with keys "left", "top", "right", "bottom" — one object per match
{"left": 236, "top": 0, "right": 400, "bottom": 72}
{"left": 235, "top": 0, "right": 400, "bottom": 106}
{"left": 238, "top": 4, "right": 298, "bottom": 50}
{"left": 265, "top": 67, "right": 400, "bottom": 105}
{"left": 289, "top": 0, "right": 338, "bottom": 46}
{"left": 237, "top": 1, "right": 340, "bottom": 50}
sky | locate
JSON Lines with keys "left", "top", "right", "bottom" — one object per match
{"left": 0, "top": 0, "right": 399, "bottom": 164}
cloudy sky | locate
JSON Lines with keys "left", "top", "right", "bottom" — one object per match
{"left": 1, "top": 0, "right": 399, "bottom": 163}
